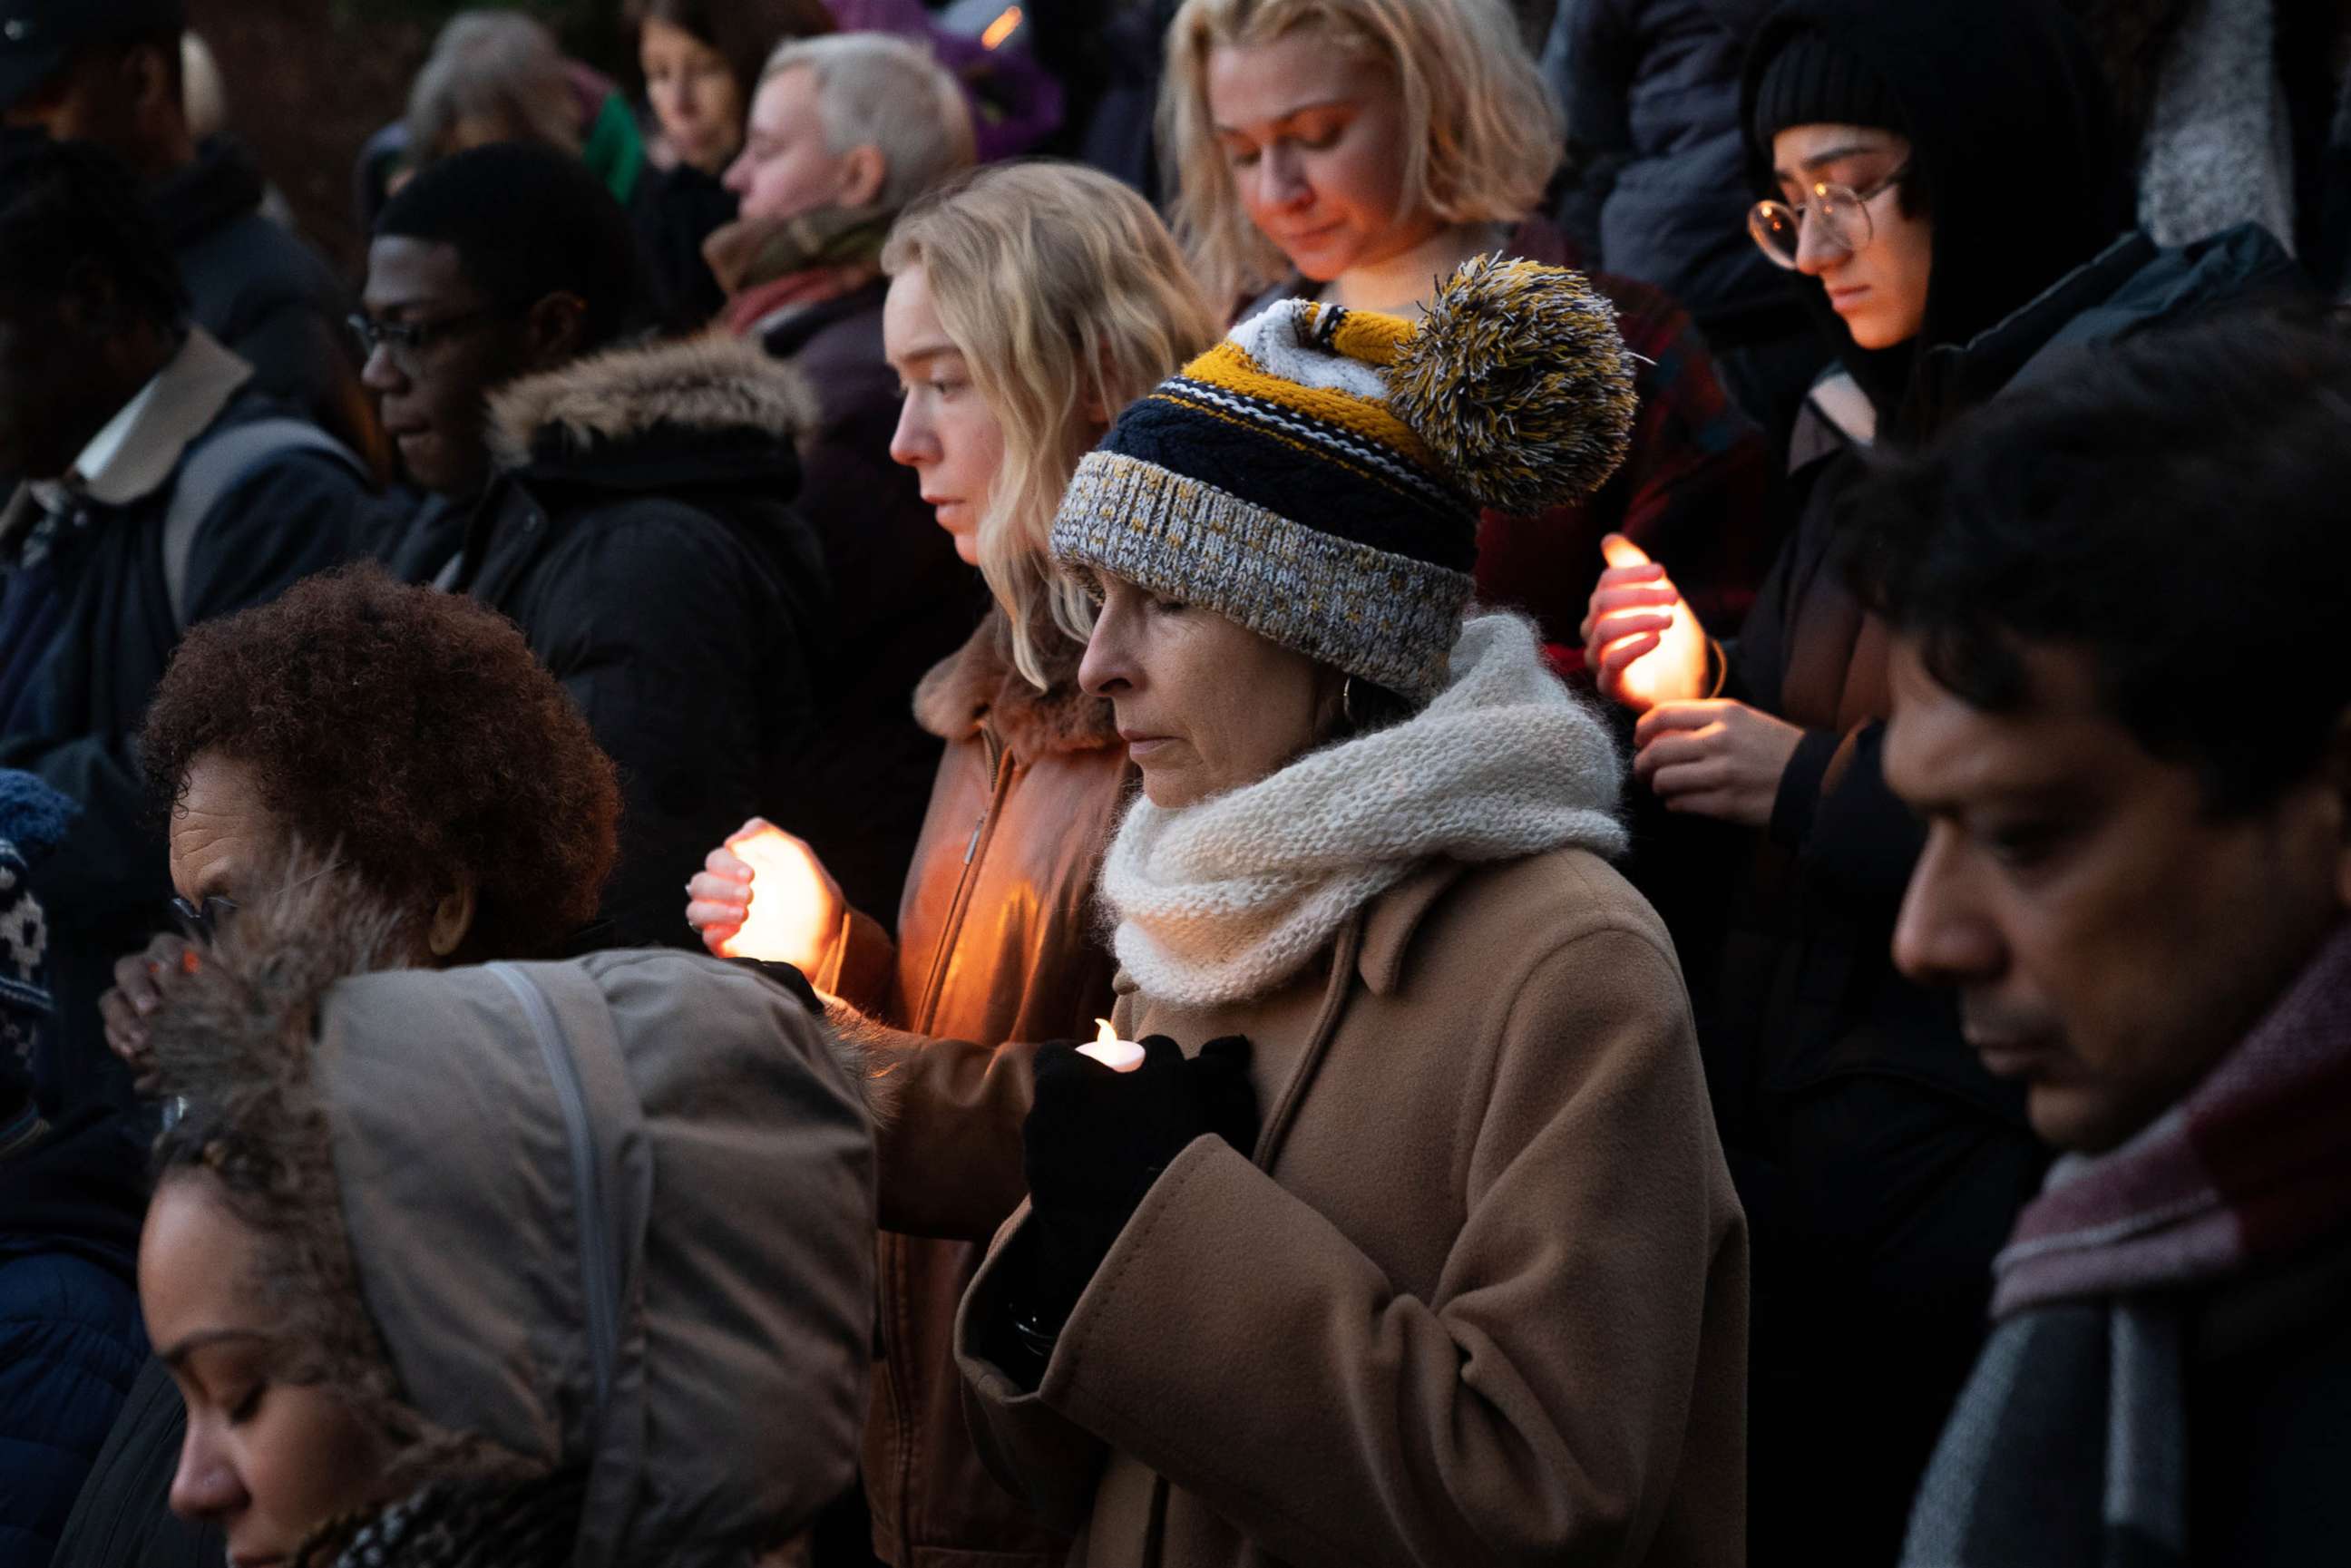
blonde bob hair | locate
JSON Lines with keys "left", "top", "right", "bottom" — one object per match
{"left": 1162, "top": 0, "right": 1563, "bottom": 309}
{"left": 882, "top": 163, "right": 1221, "bottom": 687}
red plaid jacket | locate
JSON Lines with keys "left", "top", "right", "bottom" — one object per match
{"left": 1472, "top": 219, "right": 1775, "bottom": 676}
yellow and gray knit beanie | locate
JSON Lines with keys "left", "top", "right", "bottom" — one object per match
{"left": 1049, "top": 255, "right": 1637, "bottom": 699}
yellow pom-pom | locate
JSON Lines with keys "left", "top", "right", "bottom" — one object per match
{"left": 1386, "top": 254, "right": 1638, "bottom": 515}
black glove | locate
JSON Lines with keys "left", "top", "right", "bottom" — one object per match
{"left": 1015, "top": 1035, "right": 1256, "bottom": 1346}
{"left": 727, "top": 956, "right": 821, "bottom": 1014}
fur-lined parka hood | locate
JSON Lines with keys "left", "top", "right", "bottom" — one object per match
{"left": 912, "top": 609, "right": 1119, "bottom": 763}
{"left": 486, "top": 335, "right": 817, "bottom": 473}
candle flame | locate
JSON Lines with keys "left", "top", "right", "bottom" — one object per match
{"left": 1095, "top": 1018, "right": 1121, "bottom": 1046}
{"left": 980, "top": 5, "right": 1022, "bottom": 48}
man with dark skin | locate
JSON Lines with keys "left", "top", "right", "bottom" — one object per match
{"left": 361, "top": 237, "right": 588, "bottom": 510}
{"left": 0, "top": 0, "right": 383, "bottom": 472}
{"left": 361, "top": 143, "right": 825, "bottom": 951}
{"left": 0, "top": 135, "right": 367, "bottom": 1109}
{"left": 1857, "top": 314, "right": 2351, "bottom": 1568}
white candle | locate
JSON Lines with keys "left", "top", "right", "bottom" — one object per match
{"left": 1077, "top": 1018, "right": 1146, "bottom": 1074}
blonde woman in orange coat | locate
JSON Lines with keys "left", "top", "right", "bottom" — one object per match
{"left": 684, "top": 162, "right": 1220, "bottom": 1568}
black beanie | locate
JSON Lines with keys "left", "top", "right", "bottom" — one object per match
{"left": 1750, "top": 25, "right": 1907, "bottom": 152}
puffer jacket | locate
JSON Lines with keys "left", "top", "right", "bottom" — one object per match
{"left": 0, "top": 329, "right": 371, "bottom": 1109}
{"left": 1555, "top": 0, "right": 1790, "bottom": 339}
{"left": 810, "top": 611, "right": 1130, "bottom": 1568}
{"left": 411, "top": 337, "right": 832, "bottom": 951}
{"left": 0, "top": 1109, "right": 149, "bottom": 1568}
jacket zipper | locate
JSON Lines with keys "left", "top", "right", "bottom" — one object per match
{"left": 909, "top": 728, "right": 1013, "bottom": 1032}
{"left": 885, "top": 727, "right": 1012, "bottom": 1554}
{"left": 490, "top": 962, "right": 620, "bottom": 1421}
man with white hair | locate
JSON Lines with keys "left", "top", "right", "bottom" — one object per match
{"left": 701, "top": 33, "right": 979, "bottom": 927}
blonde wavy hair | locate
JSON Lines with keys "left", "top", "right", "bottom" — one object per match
{"left": 882, "top": 163, "right": 1221, "bottom": 687}
{"left": 1162, "top": 0, "right": 1563, "bottom": 309}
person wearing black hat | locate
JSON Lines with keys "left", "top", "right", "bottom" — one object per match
{"left": 0, "top": 0, "right": 385, "bottom": 477}
{"left": 1577, "top": 0, "right": 2311, "bottom": 1560}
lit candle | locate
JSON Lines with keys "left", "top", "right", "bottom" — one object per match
{"left": 717, "top": 825, "right": 832, "bottom": 972}
{"left": 1600, "top": 535, "right": 1709, "bottom": 712}
{"left": 1077, "top": 1018, "right": 1146, "bottom": 1074}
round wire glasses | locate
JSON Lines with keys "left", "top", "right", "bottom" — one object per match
{"left": 1747, "top": 163, "right": 1911, "bottom": 270}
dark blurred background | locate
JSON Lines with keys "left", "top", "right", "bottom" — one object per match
{"left": 189, "top": 1, "right": 639, "bottom": 274}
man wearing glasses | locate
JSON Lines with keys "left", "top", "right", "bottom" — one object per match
{"left": 357, "top": 142, "right": 829, "bottom": 954}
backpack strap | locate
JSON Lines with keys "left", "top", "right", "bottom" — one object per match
{"left": 161, "top": 417, "right": 364, "bottom": 632}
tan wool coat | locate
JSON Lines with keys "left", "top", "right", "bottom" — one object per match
{"left": 955, "top": 848, "right": 1749, "bottom": 1567}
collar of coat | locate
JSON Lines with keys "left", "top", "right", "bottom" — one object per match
{"left": 486, "top": 335, "right": 816, "bottom": 473}
{"left": 0, "top": 327, "right": 253, "bottom": 561}
{"left": 912, "top": 610, "right": 1120, "bottom": 762}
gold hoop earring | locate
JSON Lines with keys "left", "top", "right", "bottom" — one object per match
{"left": 1341, "top": 675, "right": 1358, "bottom": 728}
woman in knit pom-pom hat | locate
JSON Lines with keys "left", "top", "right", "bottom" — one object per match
{"left": 954, "top": 257, "right": 1748, "bottom": 1568}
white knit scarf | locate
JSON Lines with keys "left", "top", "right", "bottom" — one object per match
{"left": 1098, "top": 613, "right": 1628, "bottom": 1008}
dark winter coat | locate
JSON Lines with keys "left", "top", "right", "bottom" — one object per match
{"left": 756, "top": 278, "right": 973, "bottom": 924}
{"left": 415, "top": 337, "right": 831, "bottom": 950}
{"left": 0, "top": 1106, "right": 151, "bottom": 1568}
{"left": 47, "top": 1355, "right": 215, "bottom": 1568}
{"left": 632, "top": 161, "right": 737, "bottom": 332}
{"left": 1555, "top": 0, "right": 1795, "bottom": 343}
{"left": 1712, "top": 222, "right": 2306, "bottom": 1565}
{"left": 149, "top": 137, "right": 385, "bottom": 478}
{"left": 0, "top": 330, "right": 370, "bottom": 1109}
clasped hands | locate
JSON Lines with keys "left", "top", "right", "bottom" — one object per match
{"left": 1582, "top": 534, "right": 1802, "bottom": 829}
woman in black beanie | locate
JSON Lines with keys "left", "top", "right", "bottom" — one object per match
{"left": 1581, "top": 0, "right": 2308, "bottom": 1561}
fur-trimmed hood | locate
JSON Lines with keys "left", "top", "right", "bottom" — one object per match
{"left": 486, "top": 334, "right": 817, "bottom": 472}
{"left": 912, "top": 609, "right": 1119, "bottom": 763}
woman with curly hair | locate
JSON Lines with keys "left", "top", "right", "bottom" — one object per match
{"left": 111, "top": 562, "right": 619, "bottom": 1045}
{"left": 56, "top": 565, "right": 623, "bottom": 1568}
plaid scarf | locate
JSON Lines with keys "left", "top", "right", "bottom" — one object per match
{"left": 1903, "top": 922, "right": 2351, "bottom": 1567}
{"left": 704, "top": 204, "right": 896, "bottom": 340}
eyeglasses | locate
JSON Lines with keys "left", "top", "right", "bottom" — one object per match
{"left": 346, "top": 309, "right": 493, "bottom": 373}
{"left": 1747, "top": 163, "right": 1912, "bottom": 270}
{"left": 169, "top": 894, "right": 239, "bottom": 943}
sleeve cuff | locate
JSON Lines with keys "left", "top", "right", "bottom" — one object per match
{"left": 1769, "top": 727, "right": 1840, "bottom": 849}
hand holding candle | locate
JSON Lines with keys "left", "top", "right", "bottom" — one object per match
{"left": 1583, "top": 534, "right": 1711, "bottom": 712}
{"left": 695, "top": 820, "right": 843, "bottom": 974}
{"left": 1078, "top": 1018, "right": 1147, "bottom": 1074}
